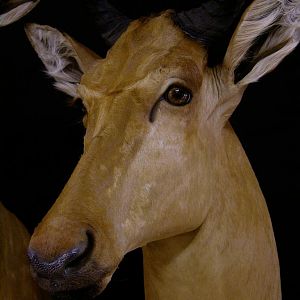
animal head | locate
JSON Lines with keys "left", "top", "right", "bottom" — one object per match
{"left": 25, "top": 0, "right": 299, "bottom": 298}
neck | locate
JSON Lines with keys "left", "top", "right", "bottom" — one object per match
{"left": 142, "top": 125, "right": 281, "bottom": 299}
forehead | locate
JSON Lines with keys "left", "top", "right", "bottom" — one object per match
{"left": 81, "top": 13, "right": 207, "bottom": 92}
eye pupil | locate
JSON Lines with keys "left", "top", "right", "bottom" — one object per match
{"left": 165, "top": 85, "right": 192, "bottom": 106}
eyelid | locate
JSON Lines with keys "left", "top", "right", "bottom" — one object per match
{"left": 162, "top": 83, "right": 192, "bottom": 100}
{"left": 149, "top": 80, "right": 191, "bottom": 123}
{"left": 156, "top": 78, "right": 188, "bottom": 100}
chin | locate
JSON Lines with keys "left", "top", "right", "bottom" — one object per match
{"left": 51, "top": 273, "right": 114, "bottom": 300}
{"left": 31, "top": 261, "right": 115, "bottom": 300}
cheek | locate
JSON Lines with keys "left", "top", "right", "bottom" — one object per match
{"left": 133, "top": 99, "right": 202, "bottom": 186}
{"left": 141, "top": 116, "right": 188, "bottom": 171}
{"left": 117, "top": 116, "right": 211, "bottom": 246}
{"left": 121, "top": 118, "right": 194, "bottom": 212}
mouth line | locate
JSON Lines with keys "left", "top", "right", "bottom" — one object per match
{"left": 34, "top": 264, "right": 117, "bottom": 298}
{"left": 51, "top": 283, "right": 103, "bottom": 300}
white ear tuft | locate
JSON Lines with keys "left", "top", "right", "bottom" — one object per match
{"left": 224, "top": 0, "right": 300, "bottom": 85}
{"left": 25, "top": 23, "right": 84, "bottom": 97}
{"left": 0, "top": 1, "right": 40, "bottom": 27}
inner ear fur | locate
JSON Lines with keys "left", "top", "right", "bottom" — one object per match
{"left": 224, "top": 0, "right": 300, "bottom": 86}
{"left": 0, "top": 1, "right": 40, "bottom": 27}
{"left": 24, "top": 23, "right": 100, "bottom": 97}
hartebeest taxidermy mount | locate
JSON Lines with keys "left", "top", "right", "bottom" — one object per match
{"left": 25, "top": 0, "right": 299, "bottom": 299}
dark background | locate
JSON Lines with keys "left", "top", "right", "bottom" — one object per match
{"left": 0, "top": 0, "right": 299, "bottom": 299}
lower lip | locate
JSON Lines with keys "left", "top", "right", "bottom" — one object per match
{"left": 52, "top": 284, "right": 102, "bottom": 300}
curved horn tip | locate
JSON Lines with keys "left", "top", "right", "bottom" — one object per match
{"left": 88, "top": 0, "right": 132, "bottom": 47}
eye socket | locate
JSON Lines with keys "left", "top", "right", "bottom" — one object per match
{"left": 163, "top": 85, "right": 192, "bottom": 106}
{"left": 149, "top": 84, "right": 193, "bottom": 122}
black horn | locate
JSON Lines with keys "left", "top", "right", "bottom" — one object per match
{"left": 173, "top": 0, "right": 250, "bottom": 65}
{"left": 88, "top": 0, "right": 131, "bottom": 47}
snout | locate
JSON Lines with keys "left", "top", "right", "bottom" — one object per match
{"left": 28, "top": 230, "right": 92, "bottom": 275}
{"left": 28, "top": 227, "right": 114, "bottom": 298}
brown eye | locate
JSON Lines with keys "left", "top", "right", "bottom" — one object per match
{"left": 164, "top": 85, "right": 192, "bottom": 106}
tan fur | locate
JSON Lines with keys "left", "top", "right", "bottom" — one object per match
{"left": 24, "top": 1, "right": 299, "bottom": 298}
{"left": 0, "top": 202, "right": 46, "bottom": 299}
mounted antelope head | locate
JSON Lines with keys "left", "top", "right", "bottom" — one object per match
{"left": 25, "top": 0, "right": 299, "bottom": 299}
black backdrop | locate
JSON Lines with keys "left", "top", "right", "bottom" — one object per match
{"left": 0, "top": 0, "right": 299, "bottom": 299}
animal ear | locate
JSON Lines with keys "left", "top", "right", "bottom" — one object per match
{"left": 224, "top": 0, "right": 300, "bottom": 86}
{"left": 25, "top": 23, "right": 101, "bottom": 97}
{"left": 0, "top": 0, "right": 40, "bottom": 27}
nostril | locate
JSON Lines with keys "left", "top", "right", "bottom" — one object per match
{"left": 28, "top": 230, "right": 95, "bottom": 277}
{"left": 65, "top": 230, "right": 94, "bottom": 272}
